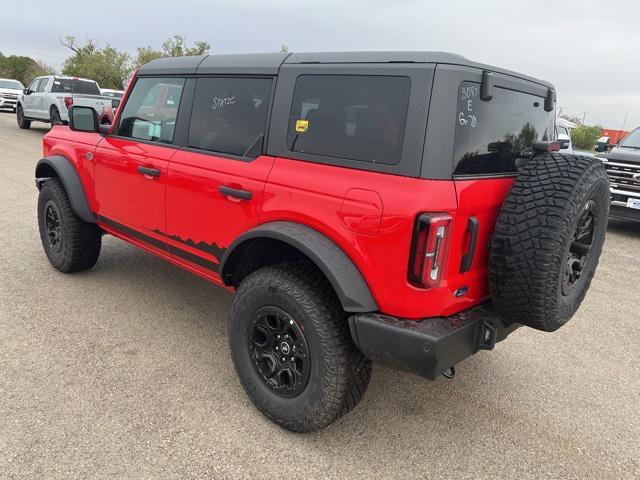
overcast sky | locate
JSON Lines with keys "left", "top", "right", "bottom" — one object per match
{"left": 2, "top": 0, "right": 638, "bottom": 129}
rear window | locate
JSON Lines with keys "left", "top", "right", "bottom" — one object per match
{"left": 453, "top": 82, "right": 553, "bottom": 176}
{"left": 287, "top": 75, "right": 411, "bottom": 165}
{"left": 51, "top": 79, "right": 101, "bottom": 95}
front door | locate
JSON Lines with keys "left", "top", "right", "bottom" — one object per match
{"left": 23, "top": 78, "right": 41, "bottom": 117}
{"left": 94, "top": 76, "right": 186, "bottom": 249}
{"left": 165, "top": 76, "right": 275, "bottom": 279}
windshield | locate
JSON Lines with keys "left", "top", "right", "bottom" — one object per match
{"left": 0, "top": 80, "right": 24, "bottom": 90}
{"left": 619, "top": 129, "right": 640, "bottom": 149}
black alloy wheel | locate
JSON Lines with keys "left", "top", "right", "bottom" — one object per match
{"left": 562, "top": 200, "right": 597, "bottom": 295}
{"left": 250, "top": 306, "right": 310, "bottom": 397}
{"left": 44, "top": 200, "right": 63, "bottom": 254}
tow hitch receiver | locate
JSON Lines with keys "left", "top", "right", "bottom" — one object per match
{"left": 349, "top": 304, "right": 519, "bottom": 380}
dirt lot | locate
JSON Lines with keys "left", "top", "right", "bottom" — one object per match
{"left": 0, "top": 111, "right": 638, "bottom": 479}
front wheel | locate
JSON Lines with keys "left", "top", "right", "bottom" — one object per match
{"left": 38, "top": 178, "right": 102, "bottom": 272}
{"left": 229, "top": 261, "right": 371, "bottom": 432}
{"left": 16, "top": 105, "right": 31, "bottom": 129}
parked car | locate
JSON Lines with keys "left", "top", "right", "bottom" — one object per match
{"left": 16, "top": 76, "right": 115, "bottom": 128}
{"left": 596, "top": 127, "right": 640, "bottom": 221}
{"left": 34, "top": 52, "right": 609, "bottom": 432}
{"left": 556, "top": 118, "right": 575, "bottom": 154}
{"left": 0, "top": 78, "right": 24, "bottom": 112}
{"left": 99, "top": 88, "right": 124, "bottom": 100}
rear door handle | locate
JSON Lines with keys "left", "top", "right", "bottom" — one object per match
{"left": 219, "top": 185, "right": 252, "bottom": 201}
{"left": 460, "top": 216, "right": 479, "bottom": 273}
{"left": 137, "top": 166, "right": 160, "bottom": 178}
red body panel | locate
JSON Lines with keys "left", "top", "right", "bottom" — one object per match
{"left": 43, "top": 124, "right": 516, "bottom": 319}
{"left": 164, "top": 151, "right": 275, "bottom": 278}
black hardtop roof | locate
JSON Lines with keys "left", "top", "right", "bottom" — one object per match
{"left": 137, "top": 51, "right": 553, "bottom": 88}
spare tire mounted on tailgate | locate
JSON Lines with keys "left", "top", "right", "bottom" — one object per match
{"left": 489, "top": 153, "right": 609, "bottom": 332}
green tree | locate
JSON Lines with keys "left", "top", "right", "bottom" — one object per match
{"left": 61, "top": 36, "right": 130, "bottom": 89}
{"left": 569, "top": 124, "right": 602, "bottom": 151}
{"left": 0, "top": 52, "right": 55, "bottom": 85}
{"left": 133, "top": 35, "right": 210, "bottom": 69}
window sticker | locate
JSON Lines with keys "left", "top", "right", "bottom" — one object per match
{"left": 295, "top": 119, "right": 309, "bottom": 133}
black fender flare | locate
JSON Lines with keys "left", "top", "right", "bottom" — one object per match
{"left": 220, "top": 221, "right": 378, "bottom": 313}
{"left": 35, "top": 155, "right": 95, "bottom": 223}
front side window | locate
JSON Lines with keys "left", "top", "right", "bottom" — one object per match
{"left": 287, "top": 75, "right": 411, "bottom": 165}
{"left": 188, "top": 77, "right": 273, "bottom": 158}
{"left": 454, "top": 82, "right": 553, "bottom": 175}
{"left": 28, "top": 79, "right": 41, "bottom": 92}
{"left": 118, "top": 77, "right": 185, "bottom": 144}
{"left": 36, "top": 78, "right": 48, "bottom": 92}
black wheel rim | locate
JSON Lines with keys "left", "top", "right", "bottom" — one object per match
{"left": 249, "top": 306, "right": 310, "bottom": 397}
{"left": 562, "top": 200, "right": 597, "bottom": 295}
{"left": 44, "top": 200, "right": 63, "bottom": 253}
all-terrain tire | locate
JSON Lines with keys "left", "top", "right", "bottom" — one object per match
{"left": 16, "top": 105, "right": 31, "bottom": 129}
{"left": 489, "top": 153, "right": 609, "bottom": 332}
{"left": 229, "top": 261, "right": 372, "bottom": 432}
{"left": 50, "top": 106, "right": 62, "bottom": 125}
{"left": 37, "top": 178, "right": 102, "bottom": 273}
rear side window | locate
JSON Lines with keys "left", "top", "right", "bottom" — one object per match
{"left": 188, "top": 77, "right": 273, "bottom": 158}
{"left": 51, "top": 79, "right": 100, "bottom": 95}
{"left": 287, "top": 75, "right": 410, "bottom": 165}
{"left": 454, "top": 82, "right": 553, "bottom": 175}
{"left": 118, "top": 77, "right": 185, "bottom": 144}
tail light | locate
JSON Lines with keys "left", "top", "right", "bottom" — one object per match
{"left": 63, "top": 96, "right": 73, "bottom": 109}
{"left": 408, "top": 213, "right": 452, "bottom": 288}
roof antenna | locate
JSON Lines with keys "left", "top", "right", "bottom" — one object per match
{"left": 480, "top": 71, "right": 493, "bottom": 101}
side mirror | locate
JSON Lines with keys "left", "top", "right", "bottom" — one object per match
{"left": 23, "top": 88, "right": 30, "bottom": 95}
{"left": 111, "top": 99, "right": 121, "bottom": 109}
{"left": 68, "top": 106, "right": 99, "bottom": 133}
{"left": 557, "top": 133, "right": 571, "bottom": 150}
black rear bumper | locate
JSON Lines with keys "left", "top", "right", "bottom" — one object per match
{"left": 348, "top": 304, "right": 519, "bottom": 379}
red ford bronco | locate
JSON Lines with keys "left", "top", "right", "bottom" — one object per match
{"left": 35, "top": 52, "right": 609, "bottom": 432}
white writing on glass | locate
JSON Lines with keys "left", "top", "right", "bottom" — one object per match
{"left": 212, "top": 96, "right": 235, "bottom": 110}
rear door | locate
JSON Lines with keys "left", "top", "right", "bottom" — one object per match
{"left": 33, "top": 77, "right": 49, "bottom": 118}
{"left": 165, "top": 76, "right": 275, "bottom": 278}
{"left": 93, "top": 77, "right": 186, "bottom": 249}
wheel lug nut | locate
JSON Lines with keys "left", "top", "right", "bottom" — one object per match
{"left": 281, "top": 357, "right": 285, "bottom": 362}
{"left": 290, "top": 357, "right": 294, "bottom": 361}
{"left": 289, "top": 320, "right": 294, "bottom": 325}
{"left": 275, "top": 346, "right": 278, "bottom": 350}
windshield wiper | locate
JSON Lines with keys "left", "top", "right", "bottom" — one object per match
{"left": 619, "top": 145, "right": 640, "bottom": 150}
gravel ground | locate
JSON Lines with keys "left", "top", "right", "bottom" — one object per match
{"left": 0, "top": 111, "right": 638, "bottom": 479}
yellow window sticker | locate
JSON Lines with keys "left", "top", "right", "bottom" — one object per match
{"left": 295, "top": 119, "right": 309, "bottom": 133}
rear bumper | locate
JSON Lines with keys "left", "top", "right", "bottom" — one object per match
{"left": 609, "top": 204, "right": 640, "bottom": 222}
{"left": 349, "top": 304, "right": 519, "bottom": 379}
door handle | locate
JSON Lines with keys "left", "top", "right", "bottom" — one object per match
{"left": 460, "top": 216, "right": 479, "bottom": 273}
{"left": 219, "top": 185, "right": 252, "bottom": 201}
{"left": 137, "top": 166, "right": 161, "bottom": 178}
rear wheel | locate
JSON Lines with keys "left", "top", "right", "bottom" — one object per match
{"left": 16, "top": 105, "right": 30, "bottom": 129}
{"left": 38, "top": 178, "right": 102, "bottom": 273}
{"left": 489, "top": 153, "right": 609, "bottom": 331}
{"left": 229, "top": 261, "right": 371, "bottom": 432}
{"left": 50, "top": 106, "right": 62, "bottom": 125}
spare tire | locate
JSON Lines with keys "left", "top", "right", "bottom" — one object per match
{"left": 489, "top": 153, "right": 609, "bottom": 332}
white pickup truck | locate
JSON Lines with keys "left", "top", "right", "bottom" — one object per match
{"left": 16, "top": 75, "right": 117, "bottom": 129}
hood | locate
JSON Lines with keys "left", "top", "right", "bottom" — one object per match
{"left": 600, "top": 147, "right": 640, "bottom": 165}
{"left": 0, "top": 87, "right": 22, "bottom": 95}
